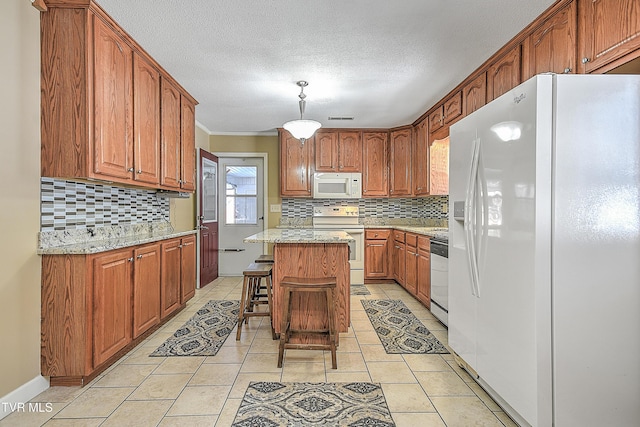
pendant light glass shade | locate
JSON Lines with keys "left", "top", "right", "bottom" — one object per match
{"left": 282, "top": 81, "right": 321, "bottom": 143}
{"left": 283, "top": 118, "right": 322, "bottom": 140}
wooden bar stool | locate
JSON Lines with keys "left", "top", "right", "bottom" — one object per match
{"left": 236, "top": 263, "right": 276, "bottom": 341}
{"left": 277, "top": 276, "right": 338, "bottom": 369}
{"left": 254, "top": 254, "right": 274, "bottom": 263}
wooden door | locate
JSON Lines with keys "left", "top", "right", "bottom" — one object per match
{"left": 338, "top": 131, "right": 362, "bottom": 172}
{"left": 462, "top": 72, "right": 487, "bottom": 117}
{"left": 132, "top": 243, "right": 160, "bottom": 338}
{"left": 416, "top": 237, "right": 431, "bottom": 308}
{"left": 362, "top": 132, "right": 388, "bottom": 197}
{"left": 365, "top": 230, "right": 390, "bottom": 279}
{"left": 314, "top": 131, "right": 338, "bottom": 172}
{"left": 279, "top": 130, "right": 313, "bottom": 197}
{"left": 92, "top": 16, "right": 133, "bottom": 180}
{"left": 160, "top": 78, "right": 181, "bottom": 188}
{"left": 413, "top": 119, "right": 429, "bottom": 196}
{"left": 180, "top": 235, "right": 197, "bottom": 303}
{"left": 523, "top": 2, "right": 577, "bottom": 80}
{"left": 133, "top": 53, "right": 160, "bottom": 185}
{"left": 389, "top": 129, "right": 412, "bottom": 197}
{"left": 579, "top": 0, "right": 640, "bottom": 73}
{"left": 92, "top": 249, "right": 133, "bottom": 367}
{"left": 487, "top": 45, "right": 522, "bottom": 101}
{"left": 199, "top": 149, "right": 219, "bottom": 286}
{"left": 161, "top": 239, "right": 182, "bottom": 319}
{"left": 180, "top": 96, "right": 196, "bottom": 191}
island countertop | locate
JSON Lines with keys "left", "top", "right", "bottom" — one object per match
{"left": 243, "top": 228, "right": 354, "bottom": 244}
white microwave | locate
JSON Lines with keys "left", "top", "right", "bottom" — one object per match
{"left": 312, "top": 172, "right": 362, "bottom": 199}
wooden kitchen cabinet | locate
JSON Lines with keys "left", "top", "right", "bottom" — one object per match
{"left": 180, "top": 235, "right": 197, "bottom": 303}
{"left": 413, "top": 118, "right": 429, "bottom": 196}
{"left": 487, "top": 45, "right": 522, "bottom": 101}
{"left": 523, "top": 1, "right": 577, "bottom": 80}
{"left": 462, "top": 72, "right": 487, "bottom": 117}
{"left": 578, "top": 0, "right": 640, "bottom": 73}
{"left": 404, "top": 233, "right": 418, "bottom": 295}
{"left": 279, "top": 129, "right": 314, "bottom": 197}
{"left": 392, "top": 231, "right": 406, "bottom": 285}
{"left": 429, "top": 136, "right": 449, "bottom": 195}
{"left": 365, "top": 229, "right": 391, "bottom": 279}
{"left": 314, "top": 130, "right": 362, "bottom": 172}
{"left": 180, "top": 97, "right": 197, "bottom": 191}
{"left": 389, "top": 128, "right": 412, "bottom": 197}
{"left": 416, "top": 236, "right": 431, "bottom": 308}
{"left": 40, "top": 2, "right": 197, "bottom": 191}
{"left": 133, "top": 53, "right": 161, "bottom": 185}
{"left": 132, "top": 243, "right": 161, "bottom": 339}
{"left": 362, "top": 132, "right": 389, "bottom": 197}
{"left": 161, "top": 239, "right": 182, "bottom": 318}
{"left": 160, "top": 78, "right": 182, "bottom": 188}
{"left": 92, "top": 249, "right": 133, "bottom": 368}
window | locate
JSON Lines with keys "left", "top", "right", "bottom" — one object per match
{"left": 225, "top": 166, "right": 257, "bottom": 225}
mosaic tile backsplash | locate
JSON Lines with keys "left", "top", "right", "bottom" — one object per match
{"left": 41, "top": 178, "right": 170, "bottom": 231}
{"left": 281, "top": 196, "right": 449, "bottom": 220}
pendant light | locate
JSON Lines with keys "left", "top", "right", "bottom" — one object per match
{"left": 282, "top": 81, "right": 321, "bottom": 144}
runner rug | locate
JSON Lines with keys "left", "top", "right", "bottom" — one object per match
{"left": 231, "top": 382, "right": 395, "bottom": 427}
{"left": 361, "top": 299, "right": 449, "bottom": 354}
{"left": 149, "top": 300, "right": 239, "bottom": 357}
{"left": 350, "top": 283, "right": 371, "bottom": 295}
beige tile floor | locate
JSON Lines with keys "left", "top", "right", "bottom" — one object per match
{"left": 1, "top": 277, "right": 517, "bottom": 427}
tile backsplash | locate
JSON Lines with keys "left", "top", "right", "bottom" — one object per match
{"left": 40, "top": 178, "right": 169, "bottom": 231}
{"left": 281, "top": 196, "right": 448, "bottom": 220}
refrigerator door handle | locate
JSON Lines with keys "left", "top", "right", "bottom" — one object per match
{"left": 465, "top": 138, "right": 481, "bottom": 297}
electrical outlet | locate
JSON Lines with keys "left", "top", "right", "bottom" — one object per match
{"left": 442, "top": 203, "right": 448, "bottom": 213}
{"left": 270, "top": 204, "right": 281, "bottom": 213}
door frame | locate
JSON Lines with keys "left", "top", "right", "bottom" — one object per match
{"left": 214, "top": 152, "right": 269, "bottom": 256}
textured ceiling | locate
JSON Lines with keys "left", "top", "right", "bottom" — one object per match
{"left": 97, "top": 0, "right": 556, "bottom": 135}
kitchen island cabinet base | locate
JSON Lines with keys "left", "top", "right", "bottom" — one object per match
{"left": 272, "top": 243, "right": 350, "bottom": 345}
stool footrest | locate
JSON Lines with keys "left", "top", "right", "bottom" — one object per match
{"left": 283, "top": 343, "right": 332, "bottom": 351}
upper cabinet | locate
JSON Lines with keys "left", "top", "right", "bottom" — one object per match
{"left": 487, "top": 45, "right": 522, "bottom": 101}
{"left": 523, "top": 1, "right": 577, "bottom": 80}
{"left": 180, "top": 97, "right": 197, "bottom": 191}
{"left": 462, "top": 72, "right": 487, "bottom": 117}
{"left": 314, "top": 130, "right": 362, "bottom": 172}
{"left": 389, "top": 128, "right": 413, "bottom": 197}
{"left": 579, "top": 0, "right": 640, "bottom": 73}
{"left": 429, "top": 136, "right": 449, "bottom": 195}
{"left": 413, "top": 118, "right": 429, "bottom": 196}
{"left": 40, "top": 2, "right": 197, "bottom": 191}
{"left": 279, "top": 129, "right": 314, "bottom": 197}
{"left": 362, "top": 132, "right": 389, "bottom": 197}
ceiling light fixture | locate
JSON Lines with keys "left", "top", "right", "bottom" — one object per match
{"left": 282, "top": 81, "right": 321, "bottom": 144}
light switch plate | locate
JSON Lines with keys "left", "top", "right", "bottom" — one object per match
{"left": 270, "top": 204, "right": 281, "bottom": 212}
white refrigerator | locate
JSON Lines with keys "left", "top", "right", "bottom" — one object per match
{"left": 449, "top": 74, "right": 640, "bottom": 427}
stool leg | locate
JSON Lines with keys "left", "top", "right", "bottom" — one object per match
{"left": 327, "top": 288, "right": 337, "bottom": 369}
{"left": 265, "top": 274, "right": 277, "bottom": 340}
{"left": 277, "top": 288, "right": 291, "bottom": 368}
{"left": 236, "top": 275, "right": 249, "bottom": 340}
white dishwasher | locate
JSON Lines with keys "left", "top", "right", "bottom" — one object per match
{"left": 429, "top": 238, "right": 449, "bottom": 326}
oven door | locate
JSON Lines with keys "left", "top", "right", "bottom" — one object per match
{"left": 342, "top": 228, "right": 364, "bottom": 284}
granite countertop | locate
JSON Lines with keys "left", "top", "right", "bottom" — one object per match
{"left": 38, "top": 222, "right": 196, "bottom": 255}
{"left": 244, "top": 228, "right": 354, "bottom": 244}
{"left": 365, "top": 225, "right": 449, "bottom": 241}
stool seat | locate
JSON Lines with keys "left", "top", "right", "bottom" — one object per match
{"left": 255, "top": 254, "right": 274, "bottom": 263}
{"left": 278, "top": 276, "right": 338, "bottom": 369}
{"left": 237, "top": 263, "right": 276, "bottom": 341}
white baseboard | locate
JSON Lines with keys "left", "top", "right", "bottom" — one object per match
{"left": 0, "top": 375, "right": 50, "bottom": 421}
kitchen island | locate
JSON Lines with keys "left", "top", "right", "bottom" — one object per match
{"left": 244, "top": 229, "right": 353, "bottom": 344}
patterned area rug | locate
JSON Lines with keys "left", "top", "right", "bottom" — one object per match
{"left": 150, "top": 300, "right": 239, "bottom": 357}
{"left": 351, "top": 284, "right": 371, "bottom": 295}
{"left": 231, "top": 382, "right": 395, "bottom": 426}
{"left": 361, "top": 299, "right": 449, "bottom": 354}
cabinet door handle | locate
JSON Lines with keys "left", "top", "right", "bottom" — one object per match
{"left": 563, "top": 67, "right": 572, "bottom": 74}
{"left": 581, "top": 57, "right": 590, "bottom": 64}
{"left": 178, "top": 244, "right": 183, "bottom": 248}
{"left": 128, "top": 257, "right": 134, "bottom": 262}
{"left": 137, "top": 254, "right": 143, "bottom": 259}
{"left": 137, "top": 169, "right": 142, "bottom": 174}
{"left": 127, "top": 167, "right": 134, "bottom": 172}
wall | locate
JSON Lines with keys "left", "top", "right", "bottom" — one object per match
{"left": 170, "top": 124, "right": 211, "bottom": 231}
{"left": 210, "top": 135, "right": 281, "bottom": 229}
{"left": 0, "top": 0, "right": 44, "bottom": 403}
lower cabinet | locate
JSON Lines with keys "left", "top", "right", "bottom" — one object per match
{"left": 161, "top": 235, "right": 196, "bottom": 319}
{"left": 41, "top": 234, "right": 196, "bottom": 386}
{"left": 416, "top": 236, "right": 431, "bottom": 308}
{"left": 365, "top": 229, "right": 391, "bottom": 279}
{"left": 392, "top": 231, "right": 406, "bottom": 285}
{"left": 404, "top": 233, "right": 418, "bottom": 295}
